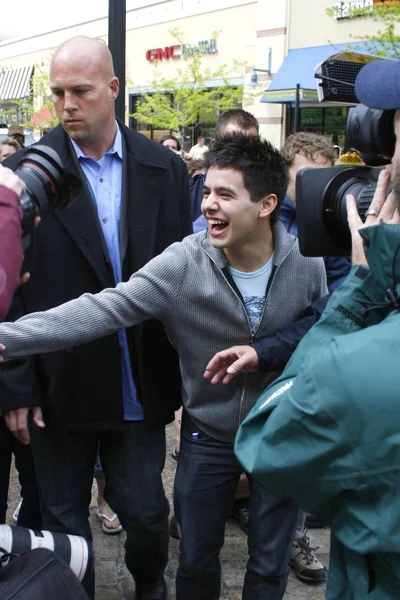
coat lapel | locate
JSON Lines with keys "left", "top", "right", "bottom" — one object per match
{"left": 119, "top": 134, "right": 129, "bottom": 263}
{"left": 40, "top": 124, "right": 170, "bottom": 286}
{"left": 124, "top": 149, "right": 169, "bottom": 274}
{"left": 46, "top": 127, "right": 114, "bottom": 289}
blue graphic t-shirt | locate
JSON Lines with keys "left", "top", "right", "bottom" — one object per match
{"left": 228, "top": 255, "right": 274, "bottom": 335}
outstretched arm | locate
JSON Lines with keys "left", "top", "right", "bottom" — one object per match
{"left": 0, "top": 243, "right": 186, "bottom": 362}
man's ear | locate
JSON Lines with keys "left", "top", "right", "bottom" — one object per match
{"left": 110, "top": 76, "right": 119, "bottom": 101}
{"left": 259, "top": 194, "right": 278, "bottom": 219}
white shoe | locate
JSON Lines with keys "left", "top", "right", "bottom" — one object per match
{"left": 290, "top": 531, "right": 327, "bottom": 583}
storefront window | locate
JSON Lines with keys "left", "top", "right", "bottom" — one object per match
{"left": 285, "top": 105, "right": 350, "bottom": 154}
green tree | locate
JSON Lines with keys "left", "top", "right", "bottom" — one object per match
{"left": 327, "top": 1, "right": 400, "bottom": 58}
{"left": 132, "top": 28, "right": 247, "bottom": 134}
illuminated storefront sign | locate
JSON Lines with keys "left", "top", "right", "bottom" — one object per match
{"left": 146, "top": 39, "right": 217, "bottom": 62}
{"left": 332, "top": 0, "right": 400, "bottom": 19}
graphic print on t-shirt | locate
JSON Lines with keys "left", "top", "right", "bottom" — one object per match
{"left": 228, "top": 255, "right": 274, "bottom": 335}
{"left": 243, "top": 296, "right": 266, "bottom": 335}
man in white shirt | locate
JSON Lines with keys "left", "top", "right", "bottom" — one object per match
{"left": 187, "top": 135, "right": 209, "bottom": 160}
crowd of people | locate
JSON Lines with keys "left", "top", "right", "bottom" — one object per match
{"left": 0, "top": 33, "right": 400, "bottom": 600}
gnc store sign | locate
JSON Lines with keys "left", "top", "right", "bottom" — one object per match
{"left": 333, "top": 0, "right": 400, "bottom": 19}
{"left": 146, "top": 39, "right": 217, "bottom": 62}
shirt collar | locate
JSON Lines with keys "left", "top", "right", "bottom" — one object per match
{"left": 69, "top": 121, "right": 123, "bottom": 161}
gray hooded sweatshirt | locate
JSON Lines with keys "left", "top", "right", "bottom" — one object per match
{"left": 0, "top": 223, "right": 327, "bottom": 442}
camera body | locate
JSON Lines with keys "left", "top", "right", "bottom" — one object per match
{"left": 296, "top": 54, "right": 395, "bottom": 256}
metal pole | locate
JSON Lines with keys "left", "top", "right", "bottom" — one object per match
{"left": 294, "top": 83, "right": 301, "bottom": 133}
{"left": 108, "top": 0, "right": 126, "bottom": 121}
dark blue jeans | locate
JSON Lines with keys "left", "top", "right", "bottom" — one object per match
{"left": 174, "top": 415, "right": 299, "bottom": 600}
{"left": 31, "top": 421, "right": 169, "bottom": 599}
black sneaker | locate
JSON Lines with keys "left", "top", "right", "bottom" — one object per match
{"left": 304, "top": 513, "right": 326, "bottom": 529}
{"left": 289, "top": 532, "right": 327, "bottom": 584}
{"left": 230, "top": 500, "right": 249, "bottom": 534}
{"left": 169, "top": 515, "right": 181, "bottom": 540}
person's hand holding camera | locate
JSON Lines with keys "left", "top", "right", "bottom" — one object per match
{"left": 347, "top": 167, "right": 400, "bottom": 266}
{"left": 0, "top": 164, "right": 26, "bottom": 198}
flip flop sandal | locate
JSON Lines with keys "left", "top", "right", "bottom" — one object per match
{"left": 171, "top": 449, "right": 180, "bottom": 461}
{"left": 96, "top": 508, "right": 123, "bottom": 534}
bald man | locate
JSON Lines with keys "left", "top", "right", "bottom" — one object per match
{"left": 1, "top": 36, "right": 191, "bottom": 599}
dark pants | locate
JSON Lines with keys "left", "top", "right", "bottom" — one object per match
{"left": 174, "top": 415, "right": 299, "bottom": 600}
{"left": 0, "top": 417, "right": 41, "bottom": 529}
{"left": 31, "top": 421, "right": 170, "bottom": 599}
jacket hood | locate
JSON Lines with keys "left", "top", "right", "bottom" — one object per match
{"left": 200, "top": 220, "right": 298, "bottom": 270}
{"left": 362, "top": 223, "right": 400, "bottom": 296}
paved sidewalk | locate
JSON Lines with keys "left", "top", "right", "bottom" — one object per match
{"left": 7, "top": 424, "right": 330, "bottom": 599}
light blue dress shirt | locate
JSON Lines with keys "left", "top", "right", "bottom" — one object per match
{"left": 70, "top": 125, "right": 143, "bottom": 420}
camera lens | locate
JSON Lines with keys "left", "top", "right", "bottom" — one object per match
{"left": 15, "top": 145, "right": 72, "bottom": 215}
{"left": 296, "top": 166, "right": 380, "bottom": 257}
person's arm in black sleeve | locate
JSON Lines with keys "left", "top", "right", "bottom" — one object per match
{"left": 174, "top": 153, "right": 193, "bottom": 238}
{"left": 253, "top": 295, "right": 329, "bottom": 371}
{"left": 324, "top": 256, "right": 351, "bottom": 293}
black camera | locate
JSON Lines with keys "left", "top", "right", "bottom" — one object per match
{"left": 296, "top": 55, "right": 395, "bottom": 257}
{"left": 15, "top": 145, "right": 81, "bottom": 252}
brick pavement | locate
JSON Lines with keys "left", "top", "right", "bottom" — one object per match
{"left": 7, "top": 424, "right": 330, "bottom": 599}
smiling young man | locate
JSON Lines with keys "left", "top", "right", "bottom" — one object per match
{"left": 0, "top": 134, "right": 327, "bottom": 600}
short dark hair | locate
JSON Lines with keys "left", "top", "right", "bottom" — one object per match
{"left": 215, "top": 109, "right": 259, "bottom": 137}
{"left": 159, "top": 135, "right": 181, "bottom": 151}
{"left": 204, "top": 133, "right": 287, "bottom": 225}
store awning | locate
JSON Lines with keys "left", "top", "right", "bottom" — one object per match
{"left": 261, "top": 42, "right": 372, "bottom": 103}
{"left": 0, "top": 66, "right": 34, "bottom": 101}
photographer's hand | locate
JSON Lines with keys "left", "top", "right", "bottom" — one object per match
{"left": 347, "top": 168, "right": 400, "bottom": 266}
{"left": 0, "top": 165, "right": 26, "bottom": 197}
{"left": 3, "top": 406, "right": 45, "bottom": 445}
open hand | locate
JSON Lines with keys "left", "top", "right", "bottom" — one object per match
{"left": 204, "top": 345, "right": 259, "bottom": 385}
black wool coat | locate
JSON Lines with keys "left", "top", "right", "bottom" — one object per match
{"left": 0, "top": 121, "right": 192, "bottom": 432}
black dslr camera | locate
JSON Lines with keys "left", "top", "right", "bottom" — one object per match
{"left": 296, "top": 54, "right": 394, "bottom": 257}
{"left": 15, "top": 145, "right": 81, "bottom": 252}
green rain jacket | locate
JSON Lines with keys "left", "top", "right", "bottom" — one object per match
{"left": 235, "top": 223, "right": 400, "bottom": 600}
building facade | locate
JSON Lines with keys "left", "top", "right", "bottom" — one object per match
{"left": 0, "top": 0, "right": 396, "bottom": 148}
